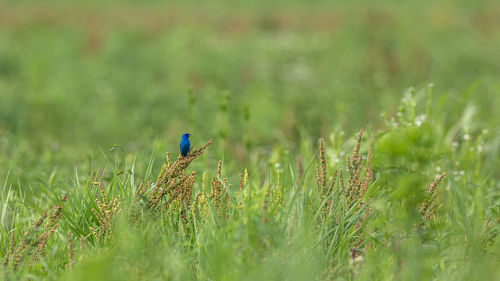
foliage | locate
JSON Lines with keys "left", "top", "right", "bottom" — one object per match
{"left": 1, "top": 1, "right": 500, "bottom": 280}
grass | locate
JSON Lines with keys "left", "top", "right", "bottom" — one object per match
{"left": 1, "top": 1, "right": 500, "bottom": 280}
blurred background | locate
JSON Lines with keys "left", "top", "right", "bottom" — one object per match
{"left": 0, "top": 0, "right": 499, "bottom": 182}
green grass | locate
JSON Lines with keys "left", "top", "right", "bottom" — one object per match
{"left": 1, "top": 1, "right": 500, "bottom": 280}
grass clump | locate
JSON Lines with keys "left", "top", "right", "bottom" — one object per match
{"left": 3, "top": 193, "right": 67, "bottom": 275}
{"left": 1, "top": 85, "right": 499, "bottom": 280}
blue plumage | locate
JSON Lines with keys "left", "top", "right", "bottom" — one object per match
{"left": 180, "top": 133, "right": 191, "bottom": 158}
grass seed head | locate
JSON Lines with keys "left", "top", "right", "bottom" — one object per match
{"left": 244, "top": 168, "right": 249, "bottom": 185}
{"left": 315, "top": 139, "right": 327, "bottom": 191}
{"left": 67, "top": 230, "right": 74, "bottom": 269}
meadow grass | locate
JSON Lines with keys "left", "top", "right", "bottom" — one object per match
{"left": 2, "top": 87, "right": 499, "bottom": 280}
{"left": 1, "top": 1, "right": 500, "bottom": 280}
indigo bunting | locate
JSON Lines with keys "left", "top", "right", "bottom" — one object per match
{"left": 180, "top": 133, "right": 191, "bottom": 158}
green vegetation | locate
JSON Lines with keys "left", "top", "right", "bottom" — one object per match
{"left": 1, "top": 1, "right": 499, "bottom": 280}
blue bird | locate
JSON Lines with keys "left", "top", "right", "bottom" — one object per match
{"left": 180, "top": 133, "right": 191, "bottom": 158}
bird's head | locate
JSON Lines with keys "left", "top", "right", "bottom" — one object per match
{"left": 182, "top": 133, "right": 191, "bottom": 139}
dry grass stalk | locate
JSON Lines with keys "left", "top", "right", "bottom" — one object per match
{"left": 136, "top": 139, "right": 219, "bottom": 226}
{"left": 236, "top": 174, "right": 244, "bottom": 214}
{"left": 244, "top": 168, "right": 249, "bottom": 185}
{"left": 313, "top": 129, "right": 373, "bottom": 256}
{"left": 135, "top": 179, "right": 153, "bottom": 198}
{"left": 342, "top": 129, "right": 373, "bottom": 241}
{"left": 2, "top": 232, "right": 15, "bottom": 272}
{"left": 192, "top": 192, "right": 208, "bottom": 220}
{"left": 205, "top": 160, "right": 234, "bottom": 219}
{"left": 357, "top": 148, "right": 373, "bottom": 201}
{"left": 207, "top": 161, "right": 225, "bottom": 216}
{"left": 210, "top": 176, "right": 221, "bottom": 213}
{"left": 344, "top": 128, "right": 369, "bottom": 208}
{"left": 135, "top": 179, "right": 146, "bottom": 197}
{"left": 327, "top": 170, "right": 339, "bottom": 196}
{"left": 179, "top": 171, "right": 196, "bottom": 225}
{"left": 139, "top": 139, "right": 213, "bottom": 211}
{"left": 419, "top": 172, "right": 446, "bottom": 221}
{"left": 224, "top": 186, "right": 232, "bottom": 222}
{"left": 262, "top": 184, "right": 271, "bottom": 223}
{"left": 80, "top": 236, "right": 85, "bottom": 251}
{"left": 314, "top": 129, "right": 371, "bottom": 218}
{"left": 235, "top": 171, "right": 248, "bottom": 215}
{"left": 217, "top": 160, "right": 222, "bottom": 179}
{"left": 4, "top": 193, "right": 67, "bottom": 271}
{"left": 91, "top": 182, "right": 121, "bottom": 243}
{"left": 166, "top": 152, "right": 172, "bottom": 168}
{"left": 339, "top": 169, "right": 345, "bottom": 195}
{"left": 481, "top": 217, "right": 499, "bottom": 246}
{"left": 131, "top": 140, "right": 238, "bottom": 227}
{"left": 182, "top": 172, "right": 196, "bottom": 210}
{"left": 151, "top": 173, "right": 189, "bottom": 210}
{"left": 67, "top": 230, "right": 74, "bottom": 269}
{"left": 31, "top": 193, "right": 68, "bottom": 264}
{"left": 315, "top": 139, "right": 328, "bottom": 192}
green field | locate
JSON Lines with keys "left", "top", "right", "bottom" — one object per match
{"left": 1, "top": 1, "right": 500, "bottom": 280}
